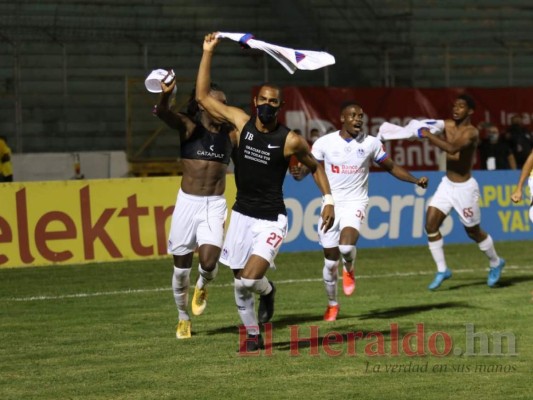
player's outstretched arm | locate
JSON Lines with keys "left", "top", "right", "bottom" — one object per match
{"left": 511, "top": 149, "right": 533, "bottom": 203}
{"left": 380, "top": 158, "right": 428, "bottom": 188}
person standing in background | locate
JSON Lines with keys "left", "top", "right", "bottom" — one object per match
{"left": 505, "top": 115, "right": 533, "bottom": 168}
{"left": 0, "top": 135, "right": 13, "bottom": 182}
{"left": 309, "top": 128, "right": 321, "bottom": 144}
{"left": 478, "top": 124, "right": 517, "bottom": 170}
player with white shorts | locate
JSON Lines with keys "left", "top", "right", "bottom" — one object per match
{"left": 196, "top": 34, "right": 335, "bottom": 352}
{"left": 428, "top": 177, "right": 481, "bottom": 227}
{"left": 220, "top": 212, "right": 287, "bottom": 270}
{"left": 292, "top": 101, "right": 428, "bottom": 321}
{"left": 154, "top": 74, "right": 237, "bottom": 339}
{"left": 413, "top": 95, "right": 505, "bottom": 290}
{"left": 168, "top": 189, "right": 227, "bottom": 255}
{"left": 318, "top": 202, "right": 367, "bottom": 249}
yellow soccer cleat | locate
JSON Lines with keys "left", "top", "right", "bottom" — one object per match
{"left": 176, "top": 320, "right": 192, "bottom": 339}
{"left": 191, "top": 286, "right": 208, "bottom": 316}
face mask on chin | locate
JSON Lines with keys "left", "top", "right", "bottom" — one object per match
{"left": 256, "top": 103, "right": 280, "bottom": 125}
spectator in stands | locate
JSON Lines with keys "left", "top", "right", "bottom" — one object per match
{"left": 0, "top": 135, "right": 13, "bottom": 182}
{"left": 478, "top": 124, "right": 517, "bottom": 170}
{"left": 505, "top": 115, "right": 533, "bottom": 168}
{"left": 154, "top": 75, "right": 237, "bottom": 339}
{"left": 309, "top": 128, "right": 321, "bottom": 144}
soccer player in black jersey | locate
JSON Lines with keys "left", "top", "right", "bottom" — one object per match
{"left": 196, "top": 32, "right": 335, "bottom": 351}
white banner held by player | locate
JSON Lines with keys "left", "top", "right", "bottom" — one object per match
{"left": 216, "top": 32, "right": 335, "bottom": 74}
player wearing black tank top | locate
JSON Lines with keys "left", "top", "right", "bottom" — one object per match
{"left": 154, "top": 76, "right": 237, "bottom": 339}
{"left": 196, "top": 32, "right": 335, "bottom": 351}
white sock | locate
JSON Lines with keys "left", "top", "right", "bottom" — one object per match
{"left": 240, "top": 277, "right": 272, "bottom": 296}
{"left": 478, "top": 235, "right": 500, "bottom": 267}
{"left": 428, "top": 239, "right": 447, "bottom": 273}
{"left": 339, "top": 245, "right": 356, "bottom": 272}
{"left": 196, "top": 263, "right": 218, "bottom": 290}
{"left": 323, "top": 258, "right": 339, "bottom": 306}
{"left": 234, "top": 278, "right": 259, "bottom": 335}
{"left": 172, "top": 266, "right": 191, "bottom": 321}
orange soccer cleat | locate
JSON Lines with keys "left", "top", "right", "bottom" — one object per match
{"left": 342, "top": 268, "right": 356, "bottom": 296}
{"left": 323, "top": 304, "right": 340, "bottom": 321}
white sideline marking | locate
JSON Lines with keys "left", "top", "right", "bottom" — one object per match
{"left": 5, "top": 265, "right": 528, "bottom": 302}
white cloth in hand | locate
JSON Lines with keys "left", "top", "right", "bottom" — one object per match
{"left": 216, "top": 32, "right": 335, "bottom": 74}
{"left": 376, "top": 119, "right": 445, "bottom": 141}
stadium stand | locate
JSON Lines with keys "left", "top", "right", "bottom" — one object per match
{"left": 1, "top": 0, "right": 533, "bottom": 175}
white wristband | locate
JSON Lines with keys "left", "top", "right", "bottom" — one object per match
{"left": 323, "top": 194, "right": 334, "bottom": 206}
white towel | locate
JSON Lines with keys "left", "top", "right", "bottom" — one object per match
{"left": 376, "top": 119, "right": 445, "bottom": 141}
{"left": 216, "top": 32, "right": 335, "bottom": 74}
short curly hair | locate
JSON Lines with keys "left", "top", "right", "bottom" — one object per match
{"left": 457, "top": 94, "right": 475, "bottom": 110}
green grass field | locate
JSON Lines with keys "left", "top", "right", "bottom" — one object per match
{"left": 1, "top": 241, "right": 532, "bottom": 400}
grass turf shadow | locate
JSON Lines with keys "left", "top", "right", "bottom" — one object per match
{"left": 356, "top": 301, "right": 471, "bottom": 320}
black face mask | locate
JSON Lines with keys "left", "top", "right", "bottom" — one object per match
{"left": 256, "top": 103, "right": 280, "bottom": 125}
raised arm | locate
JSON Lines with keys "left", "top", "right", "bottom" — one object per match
{"left": 511, "top": 150, "right": 533, "bottom": 203}
{"left": 287, "top": 131, "right": 334, "bottom": 231}
{"left": 196, "top": 32, "right": 249, "bottom": 134}
{"left": 153, "top": 78, "right": 194, "bottom": 141}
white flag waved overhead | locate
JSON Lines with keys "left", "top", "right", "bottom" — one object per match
{"left": 216, "top": 32, "right": 335, "bottom": 74}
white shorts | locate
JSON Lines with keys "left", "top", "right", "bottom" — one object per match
{"left": 219, "top": 211, "right": 288, "bottom": 270}
{"left": 429, "top": 176, "right": 481, "bottom": 227}
{"left": 167, "top": 189, "right": 227, "bottom": 256}
{"left": 318, "top": 201, "right": 367, "bottom": 248}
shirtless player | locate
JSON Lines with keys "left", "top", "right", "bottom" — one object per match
{"left": 155, "top": 76, "right": 237, "bottom": 338}
{"left": 418, "top": 94, "right": 505, "bottom": 290}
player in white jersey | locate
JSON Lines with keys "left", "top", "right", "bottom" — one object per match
{"left": 291, "top": 101, "right": 428, "bottom": 321}
{"left": 511, "top": 149, "right": 533, "bottom": 223}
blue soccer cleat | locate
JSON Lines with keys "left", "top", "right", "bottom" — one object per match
{"left": 487, "top": 258, "right": 505, "bottom": 287}
{"left": 428, "top": 269, "right": 452, "bottom": 290}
